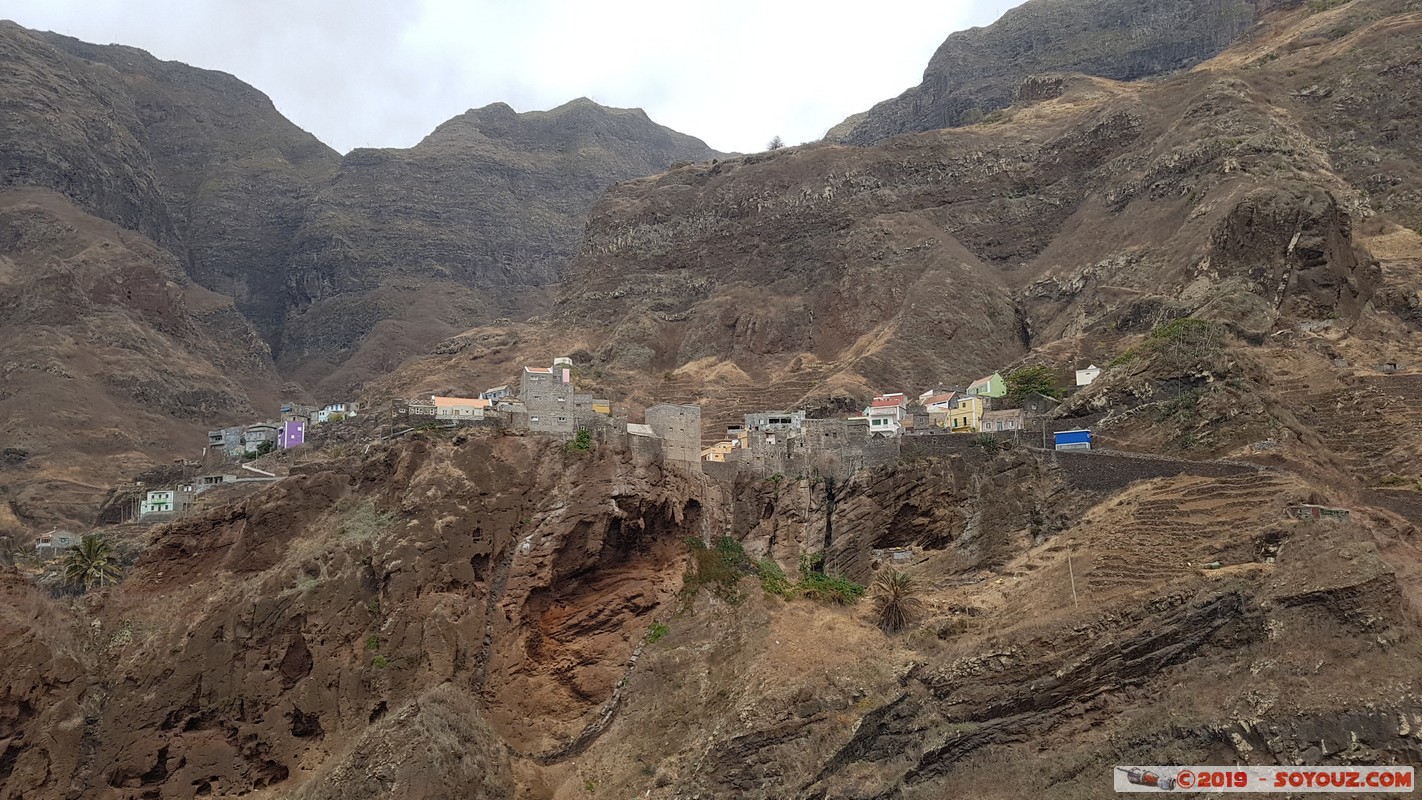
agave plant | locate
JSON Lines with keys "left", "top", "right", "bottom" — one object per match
{"left": 63, "top": 534, "right": 122, "bottom": 591}
{"left": 872, "top": 568, "right": 925, "bottom": 634}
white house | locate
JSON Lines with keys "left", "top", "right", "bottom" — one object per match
{"left": 140, "top": 487, "right": 195, "bottom": 517}
{"left": 1075, "top": 364, "right": 1102, "bottom": 386}
{"left": 864, "top": 393, "right": 908, "bottom": 437}
{"left": 314, "top": 402, "right": 358, "bottom": 424}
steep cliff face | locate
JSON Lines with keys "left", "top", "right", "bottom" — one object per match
{"left": 281, "top": 99, "right": 721, "bottom": 393}
{"left": 0, "top": 22, "right": 174, "bottom": 244}
{"left": 0, "top": 190, "right": 281, "bottom": 530}
{"left": 836, "top": 0, "right": 1294, "bottom": 146}
{"left": 3, "top": 429, "right": 1419, "bottom": 799}
{"left": 0, "top": 22, "right": 721, "bottom": 397}
{"left": 37, "top": 30, "right": 343, "bottom": 346}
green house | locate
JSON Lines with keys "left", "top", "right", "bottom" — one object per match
{"left": 967, "top": 372, "right": 1007, "bottom": 398}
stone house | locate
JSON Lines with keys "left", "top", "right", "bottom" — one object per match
{"left": 1022, "top": 392, "right": 1062, "bottom": 417}
{"left": 980, "top": 408, "right": 1027, "bottom": 432}
{"left": 646, "top": 404, "right": 702, "bottom": 467}
{"left": 521, "top": 366, "right": 576, "bottom": 434}
{"left": 243, "top": 423, "right": 280, "bottom": 453}
{"left": 35, "top": 530, "right": 78, "bottom": 559}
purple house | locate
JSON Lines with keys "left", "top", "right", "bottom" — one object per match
{"left": 279, "top": 419, "right": 306, "bottom": 449}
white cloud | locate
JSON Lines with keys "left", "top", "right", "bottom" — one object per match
{"left": 3, "top": 0, "right": 1019, "bottom": 153}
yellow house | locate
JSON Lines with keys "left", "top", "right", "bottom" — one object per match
{"left": 950, "top": 395, "right": 984, "bottom": 432}
{"left": 701, "top": 441, "right": 736, "bottom": 462}
{"left": 591, "top": 401, "right": 612, "bottom": 415}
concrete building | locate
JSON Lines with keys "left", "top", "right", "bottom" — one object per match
{"left": 744, "top": 411, "right": 806, "bottom": 433}
{"left": 950, "top": 395, "right": 985, "bottom": 432}
{"left": 433, "top": 395, "right": 490, "bottom": 421}
{"left": 243, "top": 423, "right": 280, "bottom": 454}
{"left": 646, "top": 404, "right": 702, "bottom": 467}
{"left": 279, "top": 419, "right": 306, "bottom": 449}
{"left": 701, "top": 441, "right": 736, "bottom": 462}
{"left": 208, "top": 426, "right": 245, "bottom": 457}
{"left": 315, "top": 402, "right": 358, "bottom": 424}
{"left": 34, "top": 530, "right": 78, "bottom": 559}
{"left": 141, "top": 486, "right": 196, "bottom": 516}
{"left": 480, "top": 385, "right": 513, "bottom": 402}
{"left": 864, "top": 393, "right": 908, "bottom": 437}
{"left": 280, "top": 402, "right": 316, "bottom": 422}
{"left": 967, "top": 372, "right": 1007, "bottom": 398}
{"left": 1075, "top": 364, "right": 1102, "bottom": 386}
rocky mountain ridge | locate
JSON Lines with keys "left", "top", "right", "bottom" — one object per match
{"left": 833, "top": 0, "right": 1300, "bottom": 145}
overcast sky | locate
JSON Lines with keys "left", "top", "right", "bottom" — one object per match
{"left": 4, "top": 0, "right": 1020, "bottom": 154}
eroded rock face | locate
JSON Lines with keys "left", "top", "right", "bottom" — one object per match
{"left": 282, "top": 99, "right": 721, "bottom": 392}
{"left": 0, "top": 190, "right": 280, "bottom": 529}
{"left": 836, "top": 0, "right": 1293, "bottom": 146}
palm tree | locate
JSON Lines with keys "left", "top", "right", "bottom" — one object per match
{"left": 872, "top": 569, "right": 925, "bottom": 634}
{"left": 63, "top": 534, "right": 122, "bottom": 591}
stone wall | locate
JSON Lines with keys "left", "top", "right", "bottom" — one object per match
{"left": 646, "top": 404, "right": 702, "bottom": 467}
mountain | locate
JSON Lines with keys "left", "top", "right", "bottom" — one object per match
{"left": 382, "top": 0, "right": 1420, "bottom": 460}
{"left": 833, "top": 0, "right": 1295, "bottom": 145}
{"left": 0, "top": 21, "right": 720, "bottom": 529}
{"left": 4, "top": 21, "right": 721, "bottom": 398}
{"left": 0, "top": 23, "right": 288, "bottom": 529}
{"left": 2, "top": 0, "right": 1422, "bottom": 798}
{"left": 281, "top": 98, "right": 722, "bottom": 393}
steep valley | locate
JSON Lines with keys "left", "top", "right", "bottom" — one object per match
{"left": 2, "top": 0, "right": 1422, "bottom": 796}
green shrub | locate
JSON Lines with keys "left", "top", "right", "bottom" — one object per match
{"left": 756, "top": 558, "right": 796, "bottom": 598}
{"left": 799, "top": 571, "right": 867, "bottom": 605}
{"left": 972, "top": 434, "right": 1002, "bottom": 455}
{"left": 796, "top": 552, "right": 865, "bottom": 605}
{"left": 567, "top": 428, "right": 593, "bottom": 452}
{"left": 1146, "top": 317, "right": 1222, "bottom": 359}
{"left": 372, "top": 655, "right": 388, "bottom": 669}
{"left": 365, "top": 634, "right": 380, "bottom": 651}
{"left": 682, "top": 536, "right": 754, "bottom": 602}
{"left": 645, "top": 622, "right": 670, "bottom": 644}
{"left": 1108, "top": 347, "right": 1139, "bottom": 367}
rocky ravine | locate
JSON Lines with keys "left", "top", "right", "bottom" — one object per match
{"left": 2, "top": 426, "right": 1419, "bottom": 799}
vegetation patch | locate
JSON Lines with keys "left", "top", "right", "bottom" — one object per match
{"left": 645, "top": 622, "right": 670, "bottom": 644}
{"left": 682, "top": 537, "right": 865, "bottom": 606}
{"left": 566, "top": 428, "right": 593, "bottom": 452}
{"left": 63, "top": 534, "right": 122, "bottom": 591}
{"left": 1005, "top": 364, "right": 1062, "bottom": 401}
{"left": 342, "top": 501, "right": 394, "bottom": 542}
